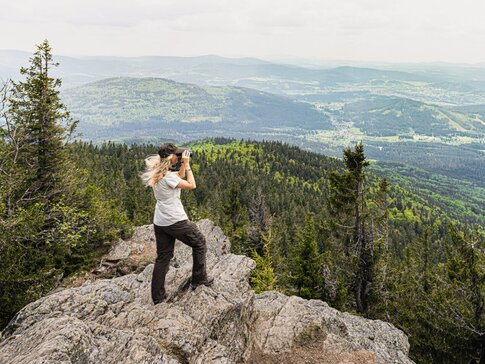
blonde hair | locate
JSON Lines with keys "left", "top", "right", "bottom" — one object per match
{"left": 140, "top": 154, "right": 173, "bottom": 187}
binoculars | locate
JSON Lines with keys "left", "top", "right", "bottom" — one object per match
{"left": 170, "top": 149, "right": 192, "bottom": 171}
{"left": 175, "top": 149, "right": 192, "bottom": 156}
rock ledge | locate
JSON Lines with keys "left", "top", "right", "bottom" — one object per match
{"left": 0, "top": 219, "right": 414, "bottom": 363}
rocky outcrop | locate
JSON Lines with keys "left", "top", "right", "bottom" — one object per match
{"left": 0, "top": 219, "right": 414, "bottom": 363}
{"left": 248, "top": 291, "right": 412, "bottom": 364}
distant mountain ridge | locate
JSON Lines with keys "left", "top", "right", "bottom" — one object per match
{"left": 3, "top": 49, "right": 484, "bottom": 185}
{"left": 61, "top": 76, "right": 331, "bottom": 140}
{"left": 338, "top": 94, "right": 485, "bottom": 137}
{"left": 60, "top": 76, "right": 485, "bottom": 185}
{"left": 61, "top": 76, "right": 484, "bottom": 141}
{"left": 0, "top": 49, "right": 458, "bottom": 89}
{"left": 3, "top": 49, "right": 485, "bottom": 96}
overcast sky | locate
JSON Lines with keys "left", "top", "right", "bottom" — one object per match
{"left": 1, "top": 0, "right": 484, "bottom": 64}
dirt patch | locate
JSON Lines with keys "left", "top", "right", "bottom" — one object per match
{"left": 59, "top": 255, "right": 155, "bottom": 289}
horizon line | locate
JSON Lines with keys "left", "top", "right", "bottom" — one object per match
{"left": 1, "top": 48, "right": 485, "bottom": 67}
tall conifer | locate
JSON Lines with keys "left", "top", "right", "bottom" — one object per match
{"left": 7, "top": 39, "right": 78, "bottom": 214}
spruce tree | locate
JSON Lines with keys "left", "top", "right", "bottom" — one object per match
{"left": 327, "top": 142, "right": 374, "bottom": 313}
{"left": 440, "top": 224, "right": 484, "bottom": 363}
{"left": 221, "top": 181, "right": 249, "bottom": 254}
{"left": 368, "top": 177, "right": 391, "bottom": 318}
{"left": 0, "top": 39, "right": 79, "bottom": 328}
{"left": 290, "top": 212, "right": 323, "bottom": 299}
{"left": 6, "top": 39, "right": 78, "bottom": 215}
{"left": 250, "top": 225, "right": 279, "bottom": 293}
{"left": 387, "top": 224, "right": 484, "bottom": 363}
{"left": 246, "top": 186, "right": 271, "bottom": 255}
{"left": 0, "top": 40, "right": 132, "bottom": 330}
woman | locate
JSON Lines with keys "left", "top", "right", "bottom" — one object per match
{"left": 140, "top": 142, "right": 213, "bottom": 305}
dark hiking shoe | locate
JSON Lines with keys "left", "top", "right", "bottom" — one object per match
{"left": 190, "top": 276, "right": 214, "bottom": 290}
{"left": 153, "top": 292, "right": 168, "bottom": 305}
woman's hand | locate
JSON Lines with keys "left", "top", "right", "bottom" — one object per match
{"left": 181, "top": 150, "right": 191, "bottom": 165}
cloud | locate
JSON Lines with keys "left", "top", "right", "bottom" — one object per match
{"left": 1, "top": 0, "right": 484, "bottom": 63}
{"left": 0, "top": 0, "right": 220, "bottom": 27}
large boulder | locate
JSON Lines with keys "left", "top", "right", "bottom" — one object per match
{"left": 0, "top": 219, "right": 414, "bottom": 363}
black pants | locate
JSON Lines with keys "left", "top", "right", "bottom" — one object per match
{"left": 151, "top": 219, "right": 208, "bottom": 302}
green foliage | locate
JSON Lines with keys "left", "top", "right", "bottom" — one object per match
{"left": 6, "top": 40, "right": 78, "bottom": 209}
{"left": 387, "top": 224, "right": 484, "bottom": 363}
{"left": 221, "top": 181, "right": 249, "bottom": 254}
{"left": 289, "top": 213, "right": 323, "bottom": 299}
{"left": 59, "top": 76, "right": 485, "bottom": 185}
{"left": 367, "top": 141, "right": 485, "bottom": 186}
{"left": 2, "top": 130, "right": 481, "bottom": 362}
{"left": 327, "top": 142, "right": 376, "bottom": 313}
{"left": 0, "top": 41, "right": 132, "bottom": 330}
{"left": 372, "top": 162, "right": 485, "bottom": 226}
{"left": 249, "top": 226, "right": 280, "bottom": 293}
{"left": 341, "top": 95, "right": 484, "bottom": 137}
{"left": 1, "top": 91, "right": 483, "bottom": 364}
{"left": 60, "top": 77, "right": 330, "bottom": 140}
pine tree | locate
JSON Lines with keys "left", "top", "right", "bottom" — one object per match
{"left": 0, "top": 39, "right": 79, "bottom": 328}
{"left": 246, "top": 186, "right": 271, "bottom": 255}
{"left": 290, "top": 213, "right": 323, "bottom": 299}
{"left": 387, "top": 224, "right": 484, "bottom": 363}
{"left": 368, "top": 177, "right": 391, "bottom": 318}
{"left": 0, "top": 40, "right": 131, "bottom": 330}
{"left": 6, "top": 39, "right": 78, "bottom": 215}
{"left": 440, "top": 224, "right": 484, "bottom": 363}
{"left": 250, "top": 225, "right": 280, "bottom": 293}
{"left": 327, "top": 142, "right": 374, "bottom": 313}
{"left": 221, "top": 181, "right": 249, "bottom": 254}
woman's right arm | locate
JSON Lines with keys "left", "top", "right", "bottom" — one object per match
{"left": 176, "top": 151, "right": 196, "bottom": 190}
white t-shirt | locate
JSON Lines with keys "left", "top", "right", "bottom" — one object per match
{"left": 152, "top": 171, "right": 188, "bottom": 226}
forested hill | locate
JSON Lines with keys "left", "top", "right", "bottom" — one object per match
{"left": 67, "top": 137, "right": 483, "bottom": 362}
{"left": 2, "top": 135, "right": 483, "bottom": 363}
{"left": 60, "top": 76, "right": 331, "bottom": 140}
{"left": 58, "top": 76, "right": 485, "bottom": 186}
{"left": 72, "top": 137, "right": 483, "bottom": 231}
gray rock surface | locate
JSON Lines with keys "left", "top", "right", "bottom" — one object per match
{"left": 0, "top": 219, "right": 414, "bottom": 363}
{"left": 247, "top": 291, "right": 413, "bottom": 364}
